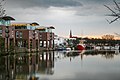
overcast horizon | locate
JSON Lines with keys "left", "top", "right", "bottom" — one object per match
{"left": 3, "top": 0, "right": 120, "bottom": 38}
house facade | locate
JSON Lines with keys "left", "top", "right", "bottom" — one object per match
{"left": 0, "top": 16, "right": 55, "bottom": 52}
{"left": 0, "top": 16, "right": 15, "bottom": 52}
{"left": 36, "top": 26, "right": 55, "bottom": 51}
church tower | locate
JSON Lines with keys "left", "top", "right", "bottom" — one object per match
{"left": 69, "top": 30, "right": 72, "bottom": 38}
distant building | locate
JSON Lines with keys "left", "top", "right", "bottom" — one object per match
{"left": 54, "top": 35, "right": 67, "bottom": 49}
{"left": 69, "top": 30, "right": 80, "bottom": 39}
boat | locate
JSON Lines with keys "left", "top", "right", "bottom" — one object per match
{"left": 66, "top": 47, "right": 71, "bottom": 51}
{"left": 76, "top": 40, "right": 85, "bottom": 50}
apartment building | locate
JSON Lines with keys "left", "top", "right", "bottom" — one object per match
{"left": 0, "top": 16, "right": 15, "bottom": 52}
{"left": 11, "top": 22, "right": 40, "bottom": 52}
{"left": 36, "top": 26, "right": 55, "bottom": 51}
{"left": 0, "top": 16, "right": 55, "bottom": 52}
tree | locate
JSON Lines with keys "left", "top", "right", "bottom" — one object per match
{"left": 101, "top": 34, "right": 115, "bottom": 40}
{"left": 104, "top": 0, "right": 120, "bottom": 24}
{"left": 0, "top": 0, "right": 6, "bottom": 17}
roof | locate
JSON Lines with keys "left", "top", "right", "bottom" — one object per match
{"left": 36, "top": 26, "right": 55, "bottom": 30}
{"left": 30, "top": 22, "right": 39, "bottom": 26}
{"left": 11, "top": 22, "right": 39, "bottom": 27}
{"left": 11, "top": 23, "right": 28, "bottom": 27}
{"left": 0, "top": 16, "right": 15, "bottom": 21}
{"left": 36, "top": 27, "right": 46, "bottom": 30}
{"left": 46, "top": 26, "right": 55, "bottom": 29}
{"left": 49, "top": 26, "right": 55, "bottom": 29}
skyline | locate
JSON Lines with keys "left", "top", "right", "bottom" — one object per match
{"left": 3, "top": 0, "right": 120, "bottom": 38}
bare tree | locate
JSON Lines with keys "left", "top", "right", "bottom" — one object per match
{"left": 0, "top": 0, "right": 6, "bottom": 17}
{"left": 104, "top": 0, "right": 120, "bottom": 24}
{"left": 102, "top": 34, "right": 115, "bottom": 40}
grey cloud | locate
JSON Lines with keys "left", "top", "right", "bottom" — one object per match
{"left": 73, "top": 0, "right": 115, "bottom": 16}
{"left": 80, "top": 0, "right": 114, "bottom": 4}
{"left": 6, "top": 0, "right": 83, "bottom": 8}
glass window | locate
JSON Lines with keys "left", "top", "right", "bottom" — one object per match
{"left": 44, "top": 41, "right": 46, "bottom": 47}
{"left": 20, "top": 31, "right": 22, "bottom": 38}
{"left": 40, "top": 41, "right": 43, "bottom": 47}
{"left": 0, "top": 19, "right": 5, "bottom": 25}
{"left": 16, "top": 31, "right": 19, "bottom": 38}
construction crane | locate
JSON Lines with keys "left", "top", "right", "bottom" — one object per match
{"left": 104, "top": 0, "right": 120, "bottom": 24}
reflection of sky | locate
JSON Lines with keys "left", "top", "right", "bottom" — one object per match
{"left": 40, "top": 52, "right": 120, "bottom": 80}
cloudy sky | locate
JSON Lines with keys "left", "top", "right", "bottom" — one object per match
{"left": 3, "top": 0, "right": 120, "bottom": 38}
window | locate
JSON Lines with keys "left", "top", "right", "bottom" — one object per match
{"left": 40, "top": 34, "right": 42, "bottom": 40}
{"left": 20, "top": 31, "right": 22, "bottom": 38}
{"left": 40, "top": 41, "right": 43, "bottom": 47}
{"left": 44, "top": 41, "right": 46, "bottom": 47}
{"left": 0, "top": 27, "right": 2, "bottom": 36}
{"left": 16, "top": 31, "right": 19, "bottom": 38}
{"left": 5, "top": 21, "right": 10, "bottom": 26}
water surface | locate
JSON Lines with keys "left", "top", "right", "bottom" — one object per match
{"left": 0, "top": 50, "right": 120, "bottom": 80}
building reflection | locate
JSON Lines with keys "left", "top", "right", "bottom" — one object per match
{"left": 0, "top": 50, "right": 119, "bottom": 79}
{"left": 0, "top": 51, "right": 55, "bottom": 80}
{"left": 60, "top": 50, "right": 119, "bottom": 61}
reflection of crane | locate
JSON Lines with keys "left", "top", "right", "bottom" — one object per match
{"left": 104, "top": 0, "right": 120, "bottom": 24}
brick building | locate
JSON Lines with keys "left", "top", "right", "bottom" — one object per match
{"left": 11, "top": 23, "right": 55, "bottom": 52}
{"left": 11, "top": 22, "right": 40, "bottom": 52}
{"left": 0, "top": 16, "right": 15, "bottom": 52}
{"left": 36, "top": 26, "right": 55, "bottom": 51}
{"left": 0, "top": 16, "right": 55, "bottom": 52}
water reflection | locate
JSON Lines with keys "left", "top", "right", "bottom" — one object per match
{"left": 0, "top": 51, "right": 54, "bottom": 80}
{"left": 62, "top": 50, "right": 119, "bottom": 60}
{"left": 0, "top": 50, "right": 120, "bottom": 80}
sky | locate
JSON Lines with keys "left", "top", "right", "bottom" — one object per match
{"left": 3, "top": 0, "right": 120, "bottom": 38}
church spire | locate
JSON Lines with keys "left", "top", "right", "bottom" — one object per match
{"left": 70, "top": 30, "right": 72, "bottom": 38}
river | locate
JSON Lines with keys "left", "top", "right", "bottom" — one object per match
{"left": 0, "top": 50, "right": 120, "bottom": 80}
